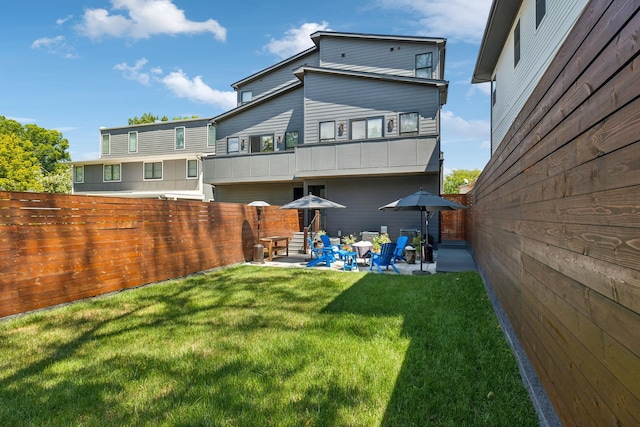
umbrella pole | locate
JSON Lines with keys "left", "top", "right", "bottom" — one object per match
{"left": 412, "top": 208, "right": 430, "bottom": 275}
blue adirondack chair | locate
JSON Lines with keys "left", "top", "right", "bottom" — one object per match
{"left": 370, "top": 242, "right": 399, "bottom": 274}
{"left": 393, "top": 235, "right": 409, "bottom": 263}
{"left": 320, "top": 234, "right": 341, "bottom": 260}
{"left": 307, "top": 237, "right": 334, "bottom": 267}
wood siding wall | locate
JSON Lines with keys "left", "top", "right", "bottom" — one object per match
{"left": 468, "top": 0, "right": 640, "bottom": 424}
{"left": 441, "top": 194, "right": 468, "bottom": 241}
{"left": 0, "top": 191, "right": 299, "bottom": 319}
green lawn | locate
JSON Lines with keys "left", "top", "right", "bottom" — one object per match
{"left": 0, "top": 265, "right": 537, "bottom": 426}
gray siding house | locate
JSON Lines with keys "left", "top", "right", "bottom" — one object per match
{"left": 72, "top": 118, "right": 216, "bottom": 200}
{"left": 204, "top": 31, "right": 449, "bottom": 240}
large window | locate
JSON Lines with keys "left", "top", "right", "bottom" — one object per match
{"left": 285, "top": 131, "right": 298, "bottom": 150}
{"left": 492, "top": 79, "right": 497, "bottom": 107}
{"left": 207, "top": 123, "right": 216, "bottom": 148}
{"left": 350, "top": 117, "right": 383, "bottom": 140}
{"left": 128, "top": 131, "right": 138, "bottom": 153}
{"left": 250, "top": 135, "right": 274, "bottom": 153}
{"left": 415, "top": 53, "right": 433, "bottom": 78}
{"left": 175, "top": 127, "right": 185, "bottom": 150}
{"left": 514, "top": 20, "right": 521, "bottom": 67}
{"left": 399, "top": 113, "right": 419, "bottom": 134}
{"left": 101, "top": 134, "right": 110, "bottom": 155}
{"left": 536, "top": 0, "right": 546, "bottom": 28}
{"left": 74, "top": 166, "right": 84, "bottom": 183}
{"left": 187, "top": 159, "right": 198, "bottom": 178}
{"left": 241, "top": 91, "right": 252, "bottom": 104}
{"left": 319, "top": 121, "right": 335, "bottom": 141}
{"left": 103, "top": 164, "right": 121, "bottom": 182}
{"left": 227, "top": 137, "right": 239, "bottom": 153}
{"left": 144, "top": 162, "right": 162, "bottom": 180}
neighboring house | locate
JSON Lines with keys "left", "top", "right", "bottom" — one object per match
{"left": 72, "top": 118, "right": 216, "bottom": 200}
{"left": 203, "top": 31, "right": 448, "bottom": 239}
{"left": 472, "top": 0, "right": 589, "bottom": 154}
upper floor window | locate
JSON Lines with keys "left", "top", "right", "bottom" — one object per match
{"left": 101, "top": 134, "right": 110, "bottom": 155}
{"left": 187, "top": 159, "right": 198, "bottom": 178}
{"left": 241, "top": 91, "right": 252, "bottom": 104}
{"left": 319, "top": 121, "right": 335, "bottom": 142}
{"left": 492, "top": 80, "right": 497, "bottom": 107}
{"left": 74, "top": 166, "right": 84, "bottom": 183}
{"left": 227, "top": 137, "right": 239, "bottom": 153}
{"left": 536, "top": 0, "right": 546, "bottom": 28}
{"left": 128, "top": 131, "right": 138, "bottom": 153}
{"left": 399, "top": 112, "right": 419, "bottom": 134}
{"left": 514, "top": 20, "right": 521, "bottom": 67}
{"left": 285, "top": 131, "right": 298, "bottom": 150}
{"left": 175, "top": 127, "right": 185, "bottom": 150}
{"left": 103, "top": 164, "right": 121, "bottom": 182}
{"left": 250, "top": 134, "right": 274, "bottom": 153}
{"left": 207, "top": 123, "right": 216, "bottom": 148}
{"left": 415, "top": 53, "right": 433, "bottom": 78}
{"left": 350, "top": 117, "right": 383, "bottom": 140}
{"left": 144, "top": 162, "right": 162, "bottom": 180}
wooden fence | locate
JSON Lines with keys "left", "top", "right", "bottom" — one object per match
{"left": 441, "top": 194, "right": 468, "bottom": 241}
{"left": 0, "top": 191, "right": 299, "bottom": 319}
{"left": 467, "top": 0, "right": 640, "bottom": 424}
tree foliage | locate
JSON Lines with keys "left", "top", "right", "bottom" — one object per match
{"left": 0, "top": 116, "right": 71, "bottom": 193}
{"left": 128, "top": 113, "right": 199, "bottom": 125}
{"left": 443, "top": 169, "right": 482, "bottom": 194}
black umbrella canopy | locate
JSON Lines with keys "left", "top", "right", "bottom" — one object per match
{"left": 379, "top": 188, "right": 467, "bottom": 212}
{"left": 279, "top": 194, "right": 346, "bottom": 210}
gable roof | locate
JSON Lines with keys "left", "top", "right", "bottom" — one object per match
{"left": 230, "top": 47, "right": 317, "bottom": 89}
{"left": 309, "top": 31, "right": 446, "bottom": 46}
{"left": 472, "top": 0, "right": 524, "bottom": 83}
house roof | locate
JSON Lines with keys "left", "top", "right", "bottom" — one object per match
{"left": 230, "top": 47, "right": 317, "bottom": 89}
{"left": 293, "top": 66, "right": 449, "bottom": 104}
{"left": 98, "top": 117, "right": 213, "bottom": 133}
{"left": 70, "top": 152, "right": 208, "bottom": 166}
{"left": 309, "top": 31, "right": 446, "bottom": 46}
{"left": 472, "top": 0, "right": 524, "bottom": 83}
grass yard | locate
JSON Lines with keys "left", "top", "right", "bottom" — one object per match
{"left": 0, "top": 265, "right": 538, "bottom": 426}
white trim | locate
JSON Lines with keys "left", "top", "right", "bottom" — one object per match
{"left": 73, "top": 190, "right": 206, "bottom": 201}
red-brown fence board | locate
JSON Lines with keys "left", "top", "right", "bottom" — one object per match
{"left": 0, "top": 192, "right": 299, "bottom": 318}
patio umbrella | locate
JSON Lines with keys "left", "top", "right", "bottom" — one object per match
{"left": 280, "top": 194, "right": 346, "bottom": 252}
{"left": 379, "top": 188, "right": 467, "bottom": 275}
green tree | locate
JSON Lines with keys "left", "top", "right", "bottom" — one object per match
{"left": 0, "top": 133, "right": 44, "bottom": 192}
{"left": 39, "top": 167, "right": 72, "bottom": 194}
{"left": 128, "top": 113, "right": 159, "bottom": 125}
{"left": 443, "top": 169, "right": 482, "bottom": 194}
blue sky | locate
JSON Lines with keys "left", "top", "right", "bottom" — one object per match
{"left": 0, "top": 0, "right": 492, "bottom": 172}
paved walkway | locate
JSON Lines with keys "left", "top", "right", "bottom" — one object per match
{"left": 247, "top": 242, "right": 477, "bottom": 275}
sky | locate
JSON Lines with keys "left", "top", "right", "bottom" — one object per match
{"left": 0, "top": 0, "right": 493, "bottom": 173}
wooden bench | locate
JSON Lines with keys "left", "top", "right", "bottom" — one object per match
{"left": 260, "top": 236, "right": 289, "bottom": 261}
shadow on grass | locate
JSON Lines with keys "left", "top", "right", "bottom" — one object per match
{"left": 323, "top": 271, "right": 538, "bottom": 426}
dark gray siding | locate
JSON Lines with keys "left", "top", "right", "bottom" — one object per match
{"left": 319, "top": 38, "right": 442, "bottom": 79}
{"left": 215, "top": 87, "right": 304, "bottom": 155}
{"left": 303, "top": 72, "right": 439, "bottom": 143}
{"left": 101, "top": 118, "right": 212, "bottom": 158}
{"left": 236, "top": 52, "right": 319, "bottom": 102}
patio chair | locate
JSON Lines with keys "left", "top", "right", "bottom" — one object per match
{"left": 369, "top": 242, "right": 399, "bottom": 274}
{"left": 306, "top": 237, "right": 334, "bottom": 268}
{"left": 320, "top": 234, "right": 342, "bottom": 260}
{"left": 393, "top": 235, "right": 409, "bottom": 263}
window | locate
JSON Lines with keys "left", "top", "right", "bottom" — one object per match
{"left": 227, "top": 137, "right": 239, "bottom": 153}
{"left": 319, "top": 121, "right": 335, "bottom": 141}
{"left": 399, "top": 113, "right": 419, "bottom": 134}
{"left": 415, "top": 53, "right": 433, "bottom": 78}
{"left": 207, "top": 123, "right": 216, "bottom": 148}
{"left": 241, "top": 91, "right": 252, "bottom": 104}
{"left": 128, "top": 131, "right": 138, "bottom": 153}
{"left": 101, "top": 134, "right": 110, "bottom": 155}
{"left": 74, "top": 166, "right": 84, "bottom": 183}
{"left": 492, "top": 79, "right": 497, "bottom": 106}
{"left": 350, "top": 117, "right": 383, "bottom": 140}
{"left": 285, "top": 131, "right": 298, "bottom": 150}
{"left": 103, "top": 164, "right": 121, "bottom": 182}
{"left": 250, "top": 134, "right": 274, "bottom": 153}
{"left": 536, "top": 0, "right": 546, "bottom": 28}
{"left": 187, "top": 159, "right": 198, "bottom": 178}
{"left": 175, "top": 127, "right": 185, "bottom": 150}
{"left": 514, "top": 20, "right": 521, "bottom": 67}
{"left": 144, "top": 162, "right": 162, "bottom": 180}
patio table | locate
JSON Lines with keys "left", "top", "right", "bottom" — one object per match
{"left": 352, "top": 241, "right": 373, "bottom": 265}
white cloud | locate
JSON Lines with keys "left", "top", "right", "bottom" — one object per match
{"left": 76, "top": 0, "right": 226, "bottom": 41}
{"left": 264, "top": 21, "right": 331, "bottom": 59}
{"left": 31, "top": 36, "right": 78, "bottom": 59}
{"left": 161, "top": 70, "right": 237, "bottom": 110}
{"left": 376, "top": 0, "right": 492, "bottom": 43}
{"left": 114, "top": 58, "right": 152, "bottom": 85}
{"left": 441, "top": 110, "right": 490, "bottom": 144}
{"left": 57, "top": 15, "right": 73, "bottom": 26}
